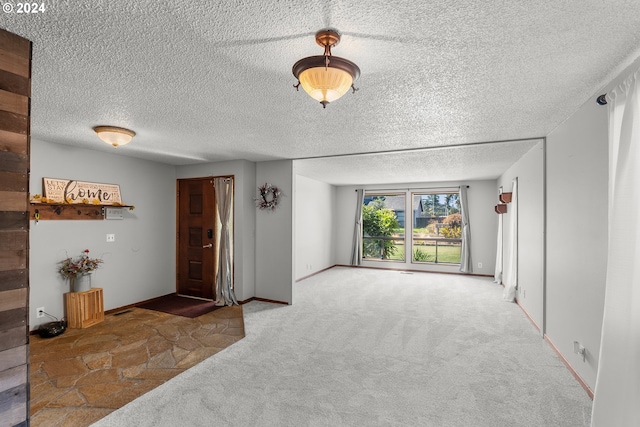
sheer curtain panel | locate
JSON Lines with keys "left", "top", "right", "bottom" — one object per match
{"left": 214, "top": 177, "right": 238, "bottom": 306}
{"left": 591, "top": 67, "right": 640, "bottom": 426}
{"left": 459, "top": 185, "right": 472, "bottom": 273}
{"left": 503, "top": 178, "right": 518, "bottom": 302}
{"left": 494, "top": 214, "right": 503, "bottom": 284}
{"left": 350, "top": 189, "right": 365, "bottom": 265}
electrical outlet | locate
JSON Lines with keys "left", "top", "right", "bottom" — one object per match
{"left": 477, "top": 262, "right": 482, "bottom": 269}
{"left": 36, "top": 307, "right": 45, "bottom": 318}
{"left": 106, "top": 234, "right": 115, "bottom": 242}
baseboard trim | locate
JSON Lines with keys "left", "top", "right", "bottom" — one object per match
{"left": 513, "top": 297, "right": 592, "bottom": 399}
{"left": 296, "top": 265, "right": 337, "bottom": 282}
{"left": 514, "top": 298, "right": 541, "bottom": 332}
{"left": 334, "top": 263, "right": 493, "bottom": 278}
{"left": 543, "top": 334, "right": 594, "bottom": 400}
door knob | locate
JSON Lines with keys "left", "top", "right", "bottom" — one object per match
{"left": 202, "top": 243, "right": 212, "bottom": 248}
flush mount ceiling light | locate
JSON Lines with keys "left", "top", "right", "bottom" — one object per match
{"left": 93, "top": 126, "right": 136, "bottom": 148}
{"left": 292, "top": 29, "right": 360, "bottom": 108}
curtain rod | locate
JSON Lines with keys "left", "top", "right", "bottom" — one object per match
{"left": 357, "top": 185, "right": 469, "bottom": 192}
{"left": 597, "top": 94, "right": 607, "bottom": 105}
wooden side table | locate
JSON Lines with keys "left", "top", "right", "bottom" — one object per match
{"left": 65, "top": 288, "right": 104, "bottom": 328}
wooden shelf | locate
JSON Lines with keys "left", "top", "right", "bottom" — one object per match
{"left": 65, "top": 288, "right": 104, "bottom": 328}
{"left": 499, "top": 192, "right": 512, "bottom": 203}
{"left": 495, "top": 204, "right": 508, "bottom": 214}
{"left": 29, "top": 203, "right": 133, "bottom": 221}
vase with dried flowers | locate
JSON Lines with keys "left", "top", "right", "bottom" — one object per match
{"left": 58, "top": 249, "right": 103, "bottom": 292}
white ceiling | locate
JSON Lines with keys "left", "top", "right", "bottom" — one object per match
{"left": 3, "top": 1, "right": 640, "bottom": 184}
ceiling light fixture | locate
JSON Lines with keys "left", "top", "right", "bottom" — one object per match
{"left": 93, "top": 126, "right": 136, "bottom": 148}
{"left": 292, "top": 29, "right": 360, "bottom": 108}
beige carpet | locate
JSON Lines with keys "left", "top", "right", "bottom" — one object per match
{"left": 93, "top": 267, "right": 592, "bottom": 426}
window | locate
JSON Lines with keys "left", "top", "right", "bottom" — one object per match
{"left": 411, "top": 192, "right": 461, "bottom": 264}
{"left": 361, "top": 190, "right": 462, "bottom": 265}
{"left": 362, "top": 194, "right": 405, "bottom": 261}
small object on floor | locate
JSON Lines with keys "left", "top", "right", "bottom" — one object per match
{"left": 37, "top": 321, "right": 66, "bottom": 338}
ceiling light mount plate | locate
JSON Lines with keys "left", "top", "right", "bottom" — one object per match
{"left": 315, "top": 29, "right": 341, "bottom": 49}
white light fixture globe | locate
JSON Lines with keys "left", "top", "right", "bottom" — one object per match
{"left": 93, "top": 126, "right": 136, "bottom": 148}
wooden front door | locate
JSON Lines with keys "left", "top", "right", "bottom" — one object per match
{"left": 177, "top": 178, "right": 215, "bottom": 299}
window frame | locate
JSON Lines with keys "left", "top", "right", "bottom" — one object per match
{"left": 410, "top": 190, "right": 462, "bottom": 265}
{"left": 361, "top": 192, "right": 406, "bottom": 262}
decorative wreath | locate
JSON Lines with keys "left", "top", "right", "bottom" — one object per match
{"left": 256, "top": 183, "right": 281, "bottom": 211}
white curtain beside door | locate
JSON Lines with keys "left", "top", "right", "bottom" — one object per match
{"left": 494, "top": 214, "right": 503, "bottom": 284}
{"left": 503, "top": 178, "right": 518, "bottom": 302}
{"left": 591, "top": 67, "right": 640, "bottom": 426}
{"left": 214, "top": 177, "right": 238, "bottom": 306}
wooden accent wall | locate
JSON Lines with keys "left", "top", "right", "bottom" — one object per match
{"left": 0, "top": 28, "right": 31, "bottom": 427}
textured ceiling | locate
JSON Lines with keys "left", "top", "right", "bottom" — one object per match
{"left": 2, "top": 1, "right": 640, "bottom": 183}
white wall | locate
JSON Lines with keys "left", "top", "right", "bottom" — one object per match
{"left": 255, "top": 160, "right": 294, "bottom": 304}
{"left": 334, "top": 180, "right": 497, "bottom": 275}
{"left": 29, "top": 139, "right": 176, "bottom": 329}
{"left": 176, "top": 159, "right": 256, "bottom": 302}
{"left": 293, "top": 174, "right": 336, "bottom": 280}
{"left": 546, "top": 94, "right": 608, "bottom": 389}
{"left": 498, "top": 141, "right": 545, "bottom": 328}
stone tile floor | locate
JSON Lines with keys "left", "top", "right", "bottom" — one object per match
{"left": 30, "top": 306, "right": 244, "bottom": 426}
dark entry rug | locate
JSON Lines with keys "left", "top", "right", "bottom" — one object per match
{"left": 138, "top": 294, "right": 221, "bottom": 318}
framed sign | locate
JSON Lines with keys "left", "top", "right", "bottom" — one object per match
{"left": 42, "top": 177, "right": 122, "bottom": 205}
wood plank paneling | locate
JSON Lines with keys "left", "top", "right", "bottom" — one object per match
{"left": 0, "top": 385, "right": 27, "bottom": 426}
{"left": 0, "top": 289, "right": 27, "bottom": 312}
{"left": 0, "top": 70, "right": 30, "bottom": 98}
{"left": 0, "top": 308, "right": 26, "bottom": 331}
{"left": 0, "top": 230, "right": 27, "bottom": 251}
{"left": 0, "top": 326, "right": 27, "bottom": 352}
{"left": 0, "top": 212, "right": 27, "bottom": 231}
{"left": 0, "top": 151, "right": 28, "bottom": 173}
{"left": 0, "top": 50, "right": 30, "bottom": 78}
{"left": 0, "top": 110, "right": 28, "bottom": 135}
{"left": 0, "top": 250, "right": 27, "bottom": 272}
{"left": 0, "top": 30, "right": 31, "bottom": 59}
{"left": 0, "top": 89, "right": 28, "bottom": 116}
{"left": 0, "top": 129, "right": 27, "bottom": 154}
{"left": 0, "top": 27, "right": 30, "bottom": 426}
{"left": 0, "top": 191, "right": 27, "bottom": 211}
{"left": 0, "top": 346, "right": 27, "bottom": 372}
{"left": 0, "top": 270, "right": 27, "bottom": 292}
{"left": 0, "top": 365, "right": 27, "bottom": 391}
{"left": 0, "top": 172, "right": 27, "bottom": 191}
